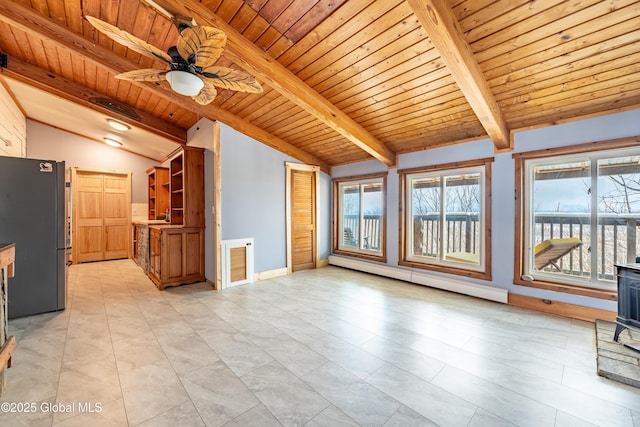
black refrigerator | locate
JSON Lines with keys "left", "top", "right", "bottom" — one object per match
{"left": 0, "top": 156, "right": 66, "bottom": 318}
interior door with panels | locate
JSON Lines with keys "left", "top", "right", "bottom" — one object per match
{"left": 73, "top": 171, "right": 104, "bottom": 263}
{"left": 72, "top": 168, "right": 131, "bottom": 263}
{"left": 103, "top": 174, "right": 130, "bottom": 260}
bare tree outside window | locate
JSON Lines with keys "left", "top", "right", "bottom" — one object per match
{"left": 598, "top": 159, "right": 640, "bottom": 275}
{"left": 599, "top": 174, "right": 640, "bottom": 214}
{"left": 446, "top": 177, "right": 480, "bottom": 213}
{"left": 410, "top": 173, "right": 481, "bottom": 260}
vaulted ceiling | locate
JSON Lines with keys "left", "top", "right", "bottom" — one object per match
{"left": 1, "top": 0, "right": 639, "bottom": 172}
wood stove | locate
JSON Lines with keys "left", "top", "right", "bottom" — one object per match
{"left": 614, "top": 264, "right": 640, "bottom": 352}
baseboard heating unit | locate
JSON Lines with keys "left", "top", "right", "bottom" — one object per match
{"left": 328, "top": 255, "right": 508, "bottom": 303}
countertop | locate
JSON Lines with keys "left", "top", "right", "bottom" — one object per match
{"left": 0, "top": 243, "right": 16, "bottom": 273}
{"left": 132, "top": 219, "right": 171, "bottom": 225}
{"left": 148, "top": 224, "right": 202, "bottom": 229}
{"left": 0, "top": 243, "right": 16, "bottom": 251}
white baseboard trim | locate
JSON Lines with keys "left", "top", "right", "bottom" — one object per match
{"left": 254, "top": 260, "right": 329, "bottom": 282}
{"left": 254, "top": 267, "right": 288, "bottom": 282}
{"left": 328, "top": 255, "right": 508, "bottom": 303}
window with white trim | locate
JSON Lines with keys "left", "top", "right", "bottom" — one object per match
{"left": 399, "top": 158, "right": 492, "bottom": 280}
{"left": 519, "top": 147, "right": 640, "bottom": 294}
{"left": 333, "top": 173, "right": 386, "bottom": 261}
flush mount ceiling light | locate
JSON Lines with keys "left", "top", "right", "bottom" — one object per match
{"left": 107, "top": 119, "right": 130, "bottom": 131}
{"left": 166, "top": 70, "right": 205, "bottom": 96}
{"left": 104, "top": 137, "right": 122, "bottom": 147}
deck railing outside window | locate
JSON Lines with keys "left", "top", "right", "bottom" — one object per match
{"left": 342, "top": 214, "right": 382, "bottom": 250}
{"left": 343, "top": 213, "right": 640, "bottom": 280}
{"left": 533, "top": 212, "right": 640, "bottom": 280}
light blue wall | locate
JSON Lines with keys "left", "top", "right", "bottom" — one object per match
{"left": 219, "top": 123, "right": 331, "bottom": 273}
{"left": 333, "top": 109, "right": 640, "bottom": 311}
{"left": 318, "top": 173, "right": 331, "bottom": 260}
{"left": 26, "top": 120, "right": 158, "bottom": 203}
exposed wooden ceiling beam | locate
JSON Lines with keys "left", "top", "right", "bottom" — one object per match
{"left": 0, "top": 0, "right": 330, "bottom": 172}
{"left": 0, "top": 56, "right": 187, "bottom": 144}
{"left": 407, "top": 0, "right": 511, "bottom": 152}
{"left": 150, "top": 0, "right": 397, "bottom": 167}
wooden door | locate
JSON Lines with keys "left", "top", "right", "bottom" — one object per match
{"left": 103, "top": 174, "right": 130, "bottom": 260}
{"left": 291, "top": 169, "right": 316, "bottom": 271}
{"left": 74, "top": 172, "right": 104, "bottom": 263}
{"left": 72, "top": 169, "right": 131, "bottom": 263}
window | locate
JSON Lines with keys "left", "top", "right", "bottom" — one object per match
{"left": 514, "top": 138, "right": 640, "bottom": 299}
{"left": 333, "top": 173, "right": 386, "bottom": 261}
{"left": 399, "top": 158, "right": 493, "bottom": 280}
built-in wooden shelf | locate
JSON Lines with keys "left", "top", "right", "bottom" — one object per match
{"left": 144, "top": 146, "right": 205, "bottom": 290}
{"left": 168, "top": 146, "right": 204, "bottom": 227}
{"left": 147, "top": 167, "right": 169, "bottom": 220}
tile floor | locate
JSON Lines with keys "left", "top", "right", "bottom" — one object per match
{"left": 1, "top": 259, "right": 639, "bottom": 426}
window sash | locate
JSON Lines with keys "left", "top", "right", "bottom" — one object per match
{"left": 405, "top": 166, "right": 485, "bottom": 272}
{"left": 335, "top": 176, "right": 385, "bottom": 258}
{"left": 523, "top": 148, "right": 640, "bottom": 291}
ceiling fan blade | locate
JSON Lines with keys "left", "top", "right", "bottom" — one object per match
{"left": 115, "top": 69, "right": 168, "bottom": 81}
{"left": 201, "top": 66, "right": 263, "bottom": 94}
{"left": 177, "top": 26, "right": 226, "bottom": 68}
{"left": 85, "top": 16, "right": 172, "bottom": 63}
{"left": 192, "top": 80, "right": 218, "bottom": 105}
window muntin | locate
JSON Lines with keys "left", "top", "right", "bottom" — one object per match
{"left": 523, "top": 150, "right": 640, "bottom": 291}
{"left": 334, "top": 174, "right": 386, "bottom": 260}
{"left": 403, "top": 165, "right": 487, "bottom": 275}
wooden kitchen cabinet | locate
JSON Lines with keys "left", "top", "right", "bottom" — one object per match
{"left": 144, "top": 146, "right": 205, "bottom": 289}
{"left": 148, "top": 226, "right": 204, "bottom": 290}
{"left": 169, "top": 146, "right": 204, "bottom": 227}
{"left": 147, "top": 167, "right": 169, "bottom": 220}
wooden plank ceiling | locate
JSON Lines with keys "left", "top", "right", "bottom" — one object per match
{"left": 0, "top": 0, "right": 639, "bottom": 171}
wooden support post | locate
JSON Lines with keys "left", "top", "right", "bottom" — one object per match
{"left": 0, "top": 243, "right": 16, "bottom": 396}
{"left": 0, "top": 336, "right": 15, "bottom": 369}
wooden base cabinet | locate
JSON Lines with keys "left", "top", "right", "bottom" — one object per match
{"left": 148, "top": 226, "right": 204, "bottom": 290}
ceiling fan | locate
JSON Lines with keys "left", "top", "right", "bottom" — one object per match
{"left": 85, "top": 15, "right": 263, "bottom": 105}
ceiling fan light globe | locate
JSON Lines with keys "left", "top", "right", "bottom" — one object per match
{"left": 166, "top": 71, "right": 204, "bottom": 96}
